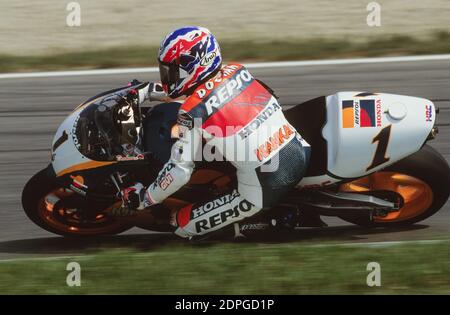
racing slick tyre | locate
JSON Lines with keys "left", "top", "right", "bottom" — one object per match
{"left": 22, "top": 166, "right": 133, "bottom": 237}
{"left": 338, "top": 145, "right": 450, "bottom": 227}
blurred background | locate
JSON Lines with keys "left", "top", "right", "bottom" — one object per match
{"left": 1, "top": 0, "right": 450, "bottom": 71}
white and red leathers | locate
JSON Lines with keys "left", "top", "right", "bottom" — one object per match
{"left": 138, "top": 64, "right": 309, "bottom": 238}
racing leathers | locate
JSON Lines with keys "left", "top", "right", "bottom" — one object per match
{"left": 138, "top": 63, "right": 309, "bottom": 238}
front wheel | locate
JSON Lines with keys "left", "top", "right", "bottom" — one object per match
{"left": 338, "top": 145, "right": 450, "bottom": 226}
{"left": 22, "top": 166, "right": 133, "bottom": 237}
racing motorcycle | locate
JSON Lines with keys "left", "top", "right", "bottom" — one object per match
{"left": 22, "top": 82, "right": 450, "bottom": 237}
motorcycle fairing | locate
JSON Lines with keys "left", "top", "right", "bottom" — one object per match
{"left": 322, "top": 91, "right": 435, "bottom": 179}
{"left": 51, "top": 84, "right": 146, "bottom": 177}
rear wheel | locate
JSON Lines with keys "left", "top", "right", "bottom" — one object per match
{"left": 22, "top": 167, "right": 132, "bottom": 236}
{"left": 338, "top": 145, "right": 450, "bottom": 226}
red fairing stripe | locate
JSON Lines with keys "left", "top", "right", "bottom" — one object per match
{"left": 177, "top": 204, "right": 193, "bottom": 228}
{"left": 201, "top": 80, "right": 271, "bottom": 137}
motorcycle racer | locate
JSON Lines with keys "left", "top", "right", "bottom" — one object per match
{"left": 120, "top": 26, "right": 310, "bottom": 239}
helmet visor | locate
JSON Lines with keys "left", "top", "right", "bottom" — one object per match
{"left": 158, "top": 61, "right": 179, "bottom": 95}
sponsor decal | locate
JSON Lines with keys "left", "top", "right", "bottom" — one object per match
{"left": 116, "top": 154, "right": 144, "bottom": 161}
{"left": 71, "top": 115, "right": 81, "bottom": 149}
{"left": 360, "top": 99, "right": 377, "bottom": 127}
{"left": 254, "top": 124, "right": 294, "bottom": 162}
{"left": 196, "top": 64, "right": 240, "bottom": 99}
{"left": 191, "top": 190, "right": 240, "bottom": 219}
{"left": 342, "top": 100, "right": 354, "bottom": 128}
{"left": 200, "top": 51, "right": 216, "bottom": 66}
{"left": 342, "top": 99, "right": 382, "bottom": 128}
{"left": 354, "top": 101, "right": 360, "bottom": 126}
{"left": 425, "top": 104, "right": 433, "bottom": 122}
{"left": 69, "top": 175, "right": 88, "bottom": 196}
{"left": 153, "top": 163, "right": 175, "bottom": 190}
{"left": 177, "top": 111, "right": 194, "bottom": 129}
{"left": 238, "top": 101, "right": 282, "bottom": 139}
{"left": 70, "top": 175, "right": 86, "bottom": 186}
{"left": 195, "top": 198, "right": 255, "bottom": 233}
{"left": 159, "top": 173, "right": 174, "bottom": 190}
{"left": 202, "top": 68, "right": 253, "bottom": 115}
{"left": 375, "top": 99, "right": 382, "bottom": 127}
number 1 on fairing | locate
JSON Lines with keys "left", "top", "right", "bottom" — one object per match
{"left": 367, "top": 125, "right": 391, "bottom": 171}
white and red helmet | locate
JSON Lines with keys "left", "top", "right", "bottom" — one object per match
{"left": 158, "top": 26, "right": 222, "bottom": 98}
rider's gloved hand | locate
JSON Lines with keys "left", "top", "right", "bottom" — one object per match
{"left": 116, "top": 86, "right": 139, "bottom": 121}
{"left": 123, "top": 182, "right": 153, "bottom": 210}
{"left": 118, "top": 79, "right": 141, "bottom": 110}
{"left": 148, "top": 82, "right": 169, "bottom": 102}
{"left": 113, "top": 183, "right": 153, "bottom": 216}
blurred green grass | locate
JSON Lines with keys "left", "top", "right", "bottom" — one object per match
{"left": 1, "top": 32, "right": 450, "bottom": 73}
{"left": 1, "top": 240, "right": 450, "bottom": 294}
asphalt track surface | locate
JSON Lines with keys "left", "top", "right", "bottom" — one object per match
{"left": 0, "top": 58, "right": 449, "bottom": 259}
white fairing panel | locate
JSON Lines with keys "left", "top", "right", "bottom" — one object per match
{"left": 51, "top": 109, "right": 94, "bottom": 176}
{"left": 322, "top": 92, "right": 435, "bottom": 179}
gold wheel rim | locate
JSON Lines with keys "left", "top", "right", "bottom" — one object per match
{"left": 37, "top": 188, "right": 126, "bottom": 235}
{"left": 339, "top": 172, "right": 434, "bottom": 222}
